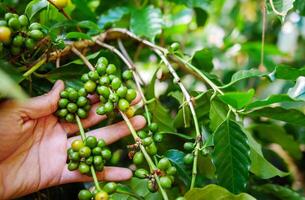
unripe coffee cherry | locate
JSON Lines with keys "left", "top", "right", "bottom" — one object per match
{"left": 78, "top": 189, "right": 92, "bottom": 200}
{"left": 50, "top": 0, "right": 69, "bottom": 9}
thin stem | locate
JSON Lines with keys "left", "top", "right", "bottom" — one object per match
{"left": 23, "top": 56, "right": 47, "bottom": 77}
{"left": 76, "top": 115, "right": 102, "bottom": 191}
{"left": 260, "top": 1, "right": 266, "bottom": 71}
{"left": 117, "top": 39, "right": 145, "bottom": 85}
{"left": 120, "top": 112, "right": 169, "bottom": 200}
{"left": 71, "top": 46, "right": 95, "bottom": 71}
{"left": 173, "top": 55, "right": 223, "bottom": 94}
{"left": 116, "top": 40, "right": 151, "bottom": 125}
{"left": 47, "top": 0, "right": 72, "bottom": 20}
{"left": 153, "top": 49, "right": 201, "bottom": 189}
{"left": 75, "top": 115, "right": 86, "bottom": 141}
{"left": 90, "top": 166, "right": 102, "bottom": 191}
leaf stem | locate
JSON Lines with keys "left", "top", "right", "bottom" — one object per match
{"left": 71, "top": 46, "right": 95, "bottom": 71}
{"left": 76, "top": 115, "right": 102, "bottom": 191}
{"left": 90, "top": 166, "right": 102, "bottom": 191}
{"left": 75, "top": 115, "right": 86, "bottom": 141}
{"left": 120, "top": 112, "right": 169, "bottom": 200}
{"left": 23, "top": 56, "right": 47, "bottom": 77}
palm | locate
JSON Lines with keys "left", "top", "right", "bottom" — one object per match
{"left": 0, "top": 81, "right": 145, "bottom": 199}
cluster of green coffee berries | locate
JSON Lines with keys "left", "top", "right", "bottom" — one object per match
{"left": 135, "top": 157, "right": 177, "bottom": 191}
{"left": 133, "top": 122, "right": 163, "bottom": 159}
{"left": 79, "top": 57, "right": 136, "bottom": 116}
{"left": 67, "top": 136, "right": 111, "bottom": 174}
{"left": 78, "top": 182, "right": 117, "bottom": 200}
{"left": 0, "top": 12, "right": 46, "bottom": 56}
{"left": 56, "top": 87, "right": 91, "bottom": 122}
{"left": 183, "top": 142, "right": 194, "bottom": 165}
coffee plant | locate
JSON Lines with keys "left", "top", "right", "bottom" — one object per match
{"left": 1, "top": 0, "right": 305, "bottom": 199}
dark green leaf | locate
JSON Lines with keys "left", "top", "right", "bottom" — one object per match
{"left": 71, "top": 0, "right": 96, "bottom": 21}
{"left": 185, "top": 184, "right": 255, "bottom": 200}
{"left": 98, "top": 6, "right": 130, "bottom": 28}
{"left": 212, "top": 120, "right": 251, "bottom": 194}
{"left": 209, "top": 99, "right": 228, "bottom": 131}
{"left": 294, "top": 0, "right": 305, "bottom": 15}
{"left": 219, "top": 89, "right": 255, "bottom": 110}
{"left": 130, "top": 6, "right": 162, "bottom": 41}
{"left": 252, "top": 124, "right": 301, "bottom": 159}
{"left": 65, "top": 32, "right": 92, "bottom": 40}
{"left": 165, "top": 149, "right": 191, "bottom": 187}
{"left": 274, "top": 65, "right": 305, "bottom": 81}
{"left": 191, "top": 48, "right": 214, "bottom": 73}
{"left": 166, "top": 0, "right": 210, "bottom": 10}
{"left": 25, "top": 0, "right": 48, "bottom": 20}
{"left": 244, "top": 130, "right": 288, "bottom": 179}
{"left": 78, "top": 21, "right": 100, "bottom": 31}
{"left": 44, "top": 64, "right": 89, "bottom": 82}
{"left": 223, "top": 69, "right": 268, "bottom": 88}
{"left": 246, "top": 107, "right": 305, "bottom": 126}
{"left": 253, "top": 184, "right": 305, "bottom": 200}
{"left": 194, "top": 7, "right": 208, "bottom": 27}
{"left": 245, "top": 94, "right": 301, "bottom": 110}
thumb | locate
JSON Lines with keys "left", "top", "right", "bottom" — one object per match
{"left": 23, "top": 80, "right": 65, "bottom": 119}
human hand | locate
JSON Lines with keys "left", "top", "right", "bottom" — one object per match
{"left": 0, "top": 80, "right": 146, "bottom": 199}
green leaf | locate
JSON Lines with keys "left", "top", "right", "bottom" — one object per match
{"left": 78, "top": 21, "right": 100, "bottom": 31}
{"left": 165, "top": 149, "right": 191, "bottom": 187}
{"left": 253, "top": 184, "right": 305, "bottom": 200}
{"left": 65, "top": 32, "right": 92, "bottom": 40}
{"left": 266, "top": 0, "right": 295, "bottom": 20}
{"left": 219, "top": 89, "right": 255, "bottom": 110}
{"left": 245, "top": 94, "right": 301, "bottom": 110}
{"left": 223, "top": 69, "right": 268, "bottom": 88}
{"left": 194, "top": 7, "right": 208, "bottom": 27}
{"left": 273, "top": 65, "right": 305, "bottom": 80}
{"left": 209, "top": 99, "right": 228, "bottom": 131}
{"left": 294, "top": 0, "right": 305, "bottom": 16}
{"left": 25, "top": 0, "right": 48, "bottom": 20}
{"left": 130, "top": 6, "right": 162, "bottom": 41}
{"left": 185, "top": 184, "right": 256, "bottom": 200}
{"left": 148, "top": 101, "right": 176, "bottom": 132}
{"left": 0, "top": 68, "right": 27, "bottom": 100}
{"left": 166, "top": 0, "right": 210, "bottom": 10}
{"left": 252, "top": 124, "right": 301, "bottom": 159}
{"left": 191, "top": 48, "right": 214, "bottom": 73}
{"left": 71, "top": 0, "right": 96, "bottom": 21}
{"left": 98, "top": 6, "right": 130, "bottom": 28}
{"left": 212, "top": 120, "right": 251, "bottom": 194}
{"left": 244, "top": 130, "right": 289, "bottom": 179}
{"left": 246, "top": 107, "right": 305, "bottom": 126}
{"left": 44, "top": 64, "right": 89, "bottom": 84}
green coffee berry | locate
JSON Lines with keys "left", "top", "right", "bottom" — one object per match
{"left": 106, "top": 64, "right": 117, "bottom": 74}
{"left": 157, "top": 158, "right": 171, "bottom": 170}
{"left": 133, "top": 151, "right": 144, "bottom": 165}
{"left": 118, "top": 99, "right": 129, "bottom": 112}
{"left": 125, "top": 89, "right": 137, "bottom": 102}
{"left": 85, "top": 136, "right": 98, "bottom": 148}
{"left": 122, "top": 70, "right": 133, "bottom": 80}
{"left": 135, "top": 168, "right": 149, "bottom": 178}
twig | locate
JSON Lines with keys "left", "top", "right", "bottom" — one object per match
{"left": 71, "top": 46, "right": 94, "bottom": 71}
{"left": 23, "top": 55, "right": 47, "bottom": 77}
{"left": 117, "top": 40, "right": 145, "bottom": 85}
{"left": 47, "top": 0, "right": 72, "bottom": 20}
{"left": 120, "top": 112, "right": 169, "bottom": 200}
{"left": 56, "top": 51, "right": 61, "bottom": 68}
{"left": 259, "top": 1, "right": 266, "bottom": 72}
{"left": 153, "top": 49, "right": 202, "bottom": 189}
{"left": 95, "top": 39, "right": 169, "bottom": 200}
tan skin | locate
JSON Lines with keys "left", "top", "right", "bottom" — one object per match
{"left": 0, "top": 80, "right": 146, "bottom": 199}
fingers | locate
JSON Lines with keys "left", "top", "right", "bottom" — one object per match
{"left": 62, "top": 92, "right": 142, "bottom": 135}
{"left": 60, "top": 167, "right": 132, "bottom": 184}
{"left": 61, "top": 103, "right": 107, "bottom": 134}
{"left": 22, "top": 80, "right": 65, "bottom": 119}
{"left": 67, "top": 115, "right": 146, "bottom": 147}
